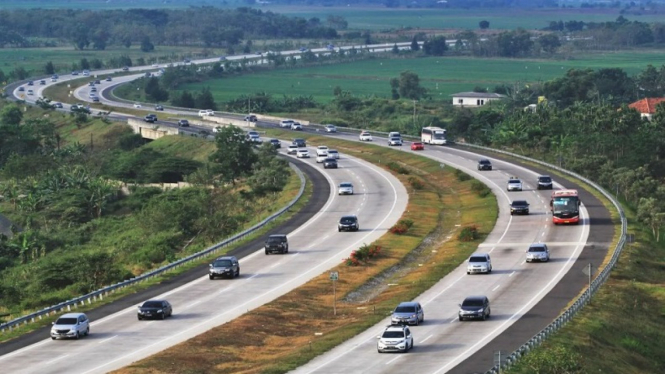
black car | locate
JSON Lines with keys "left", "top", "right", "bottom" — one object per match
{"left": 338, "top": 215, "right": 359, "bottom": 232}
{"left": 105, "top": 77, "right": 112, "bottom": 82}
{"left": 122, "top": 66, "right": 129, "bottom": 71}
{"left": 94, "top": 80, "right": 101, "bottom": 84}
{"left": 269, "top": 139, "right": 281, "bottom": 148}
{"left": 27, "top": 81, "right": 34, "bottom": 86}
{"left": 209, "top": 256, "right": 240, "bottom": 279}
{"left": 265, "top": 234, "right": 289, "bottom": 255}
{"left": 458, "top": 296, "right": 490, "bottom": 321}
{"left": 323, "top": 158, "right": 338, "bottom": 169}
{"left": 177, "top": 119, "right": 190, "bottom": 127}
{"left": 245, "top": 114, "right": 257, "bottom": 122}
{"left": 477, "top": 159, "right": 492, "bottom": 171}
{"left": 52, "top": 102, "right": 63, "bottom": 108}
{"left": 144, "top": 114, "right": 158, "bottom": 123}
{"left": 92, "top": 96, "right": 100, "bottom": 103}
{"left": 71, "top": 104, "right": 91, "bottom": 114}
{"left": 155, "top": 105, "right": 164, "bottom": 111}
{"left": 137, "top": 300, "right": 173, "bottom": 320}
{"left": 537, "top": 175, "right": 553, "bottom": 190}
{"left": 71, "top": 71, "right": 79, "bottom": 75}
{"left": 39, "top": 80, "right": 46, "bottom": 85}
{"left": 292, "top": 138, "right": 306, "bottom": 148}
{"left": 510, "top": 200, "right": 530, "bottom": 215}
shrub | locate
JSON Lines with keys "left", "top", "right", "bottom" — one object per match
{"left": 471, "top": 180, "right": 491, "bottom": 197}
{"left": 386, "top": 161, "right": 410, "bottom": 175}
{"left": 344, "top": 243, "right": 381, "bottom": 266}
{"left": 389, "top": 219, "right": 414, "bottom": 234}
{"left": 458, "top": 225, "right": 479, "bottom": 242}
{"left": 408, "top": 176, "right": 425, "bottom": 190}
{"left": 454, "top": 168, "right": 471, "bottom": 181}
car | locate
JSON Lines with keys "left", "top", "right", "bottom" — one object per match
{"left": 526, "top": 243, "right": 550, "bottom": 262}
{"left": 389, "top": 131, "right": 401, "bottom": 138}
{"left": 537, "top": 175, "right": 553, "bottom": 190}
{"left": 324, "top": 124, "right": 337, "bottom": 133}
{"left": 70, "top": 104, "right": 91, "bottom": 114}
{"left": 292, "top": 138, "right": 306, "bottom": 147}
{"left": 184, "top": 59, "right": 191, "bottom": 63}
{"left": 458, "top": 296, "right": 491, "bottom": 321}
{"left": 177, "top": 119, "right": 190, "bottom": 127}
{"left": 88, "top": 81, "right": 95, "bottom": 87}
{"left": 82, "top": 70, "right": 90, "bottom": 76}
{"left": 327, "top": 149, "right": 340, "bottom": 159}
{"left": 477, "top": 159, "right": 492, "bottom": 170}
{"left": 199, "top": 109, "right": 215, "bottom": 117}
{"left": 411, "top": 142, "right": 425, "bottom": 151}
{"left": 71, "top": 71, "right": 79, "bottom": 75}
{"left": 296, "top": 149, "right": 310, "bottom": 158}
{"left": 338, "top": 215, "right": 359, "bottom": 232}
{"left": 269, "top": 139, "right": 281, "bottom": 148}
{"left": 152, "top": 63, "right": 159, "bottom": 67}
{"left": 510, "top": 200, "right": 530, "bottom": 215}
{"left": 91, "top": 96, "right": 100, "bottom": 102}
{"left": 155, "top": 105, "right": 164, "bottom": 111}
{"left": 299, "top": 47, "right": 308, "bottom": 52}
{"left": 50, "top": 313, "right": 89, "bottom": 340}
{"left": 323, "top": 158, "right": 338, "bottom": 169}
{"left": 391, "top": 302, "right": 424, "bottom": 326}
{"left": 377, "top": 324, "right": 413, "bottom": 353}
{"left": 388, "top": 137, "right": 403, "bottom": 146}
{"left": 316, "top": 146, "right": 329, "bottom": 156}
{"left": 287, "top": 145, "right": 299, "bottom": 154}
{"left": 89, "top": 92, "right": 97, "bottom": 98}
{"left": 144, "top": 72, "right": 152, "bottom": 78}
{"left": 27, "top": 89, "right": 34, "bottom": 95}
{"left": 90, "top": 87, "right": 97, "bottom": 92}
{"left": 105, "top": 76, "right": 113, "bottom": 82}
{"left": 27, "top": 81, "right": 34, "bottom": 86}
{"left": 18, "top": 86, "right": 24, "bottom": 92}
{"left": 39, "top": 80, "right": 46, "bottom": 85}
{"left": 338, "top": 182, "right": 354, "bottom": 195}
{"left": 219, "top": 56, "right": 227, "bottom": 61}
{"left": 133, "top": 103, "right": 142, "bottom": 108}
{"left": 280, "top": 119, "right": 295, "bottom": 128}
{"left": 359, "top": 131, "right": 373, "bottom": 141}
{"left": 507, "top": 177, "right": 523, "bottom": 191}
{"left": 327, "top": 44, "right": 335, "bottom": 50}
{"left": 466, "top": 253, "right": 492, "bottom": 274}
{"left": 291, "top": 122, "right": 303, "bottom": 130}
{"left": 247, "top": 131, "right": 261, "bottom": 143}
{"left": 52, "top": 102, "right": 63, "bottom": 108}
{"left": 316, "top": 154, "right": 328, "bottom": 163}
{"left": 144, "top": 114, "right": 158, "bottom": 123}
{"left": 137, "top": 300, "right": 172, "bottom": 320}
{"left": 209, "top": 256, "right": 240, "bottom": 279}
{"left": 245, "top": 114, "right": 257, "bottom": 122}
{"left": 51, "top": 77, "right": 57, "bottom": 82}
{"left": 265, "top": 234, "right": 289, "bottom": 254}
{"left": 94, "top": 80, "right": 101, "bottom": 84}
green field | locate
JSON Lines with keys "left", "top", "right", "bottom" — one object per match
{"left": 180, "top": 51, "right": 665, "bottom": 104}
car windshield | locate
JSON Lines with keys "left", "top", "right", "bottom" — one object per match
{"left": 382, "top": 331, "right": 405, "bottom": 338}
{"left": 509, "top": 179, "right": 520, "bottom": 183}
{"left": 529, "top": 246, "right": 546, "bottom": 252}
{"left": 469, "top": 256, "right": 487, "bottom": 262}
{"left": 142, "top": 301, "right": 162, "bottom": 308}
{"left": 249, "top": 132, "right": 258, "bottom": 136}
{"left": 329, "top": 150, "right": 338, "bottom": 153}
{"left": 480, "top": 160, "right": 490, "bottom": 164}
{"left": 462, "top": 299, "right": 484, "bottom": 307}
{"left": 267, "top": 237, "right": 284, "bottom": 244}
{"left": 340, "top": 183, "right": 352, "bottom": 188}
{"left": 340, "top": 217, "right": 356, "bottom": 223}
{"left": 390, "top": 137, "right": 400, "bottom": 141}
{"left": 512, "top": 201, "right": 528, "bottom": 206}
{"left": 55, "top": 318, "right": 77, "bottom": 325}
{"left": 539, "top": 177, "right": 552, "bottom": 183}
{"left": 213, "top": 260, "right": 232, "bottom": 267}
{"left": 394, "top": 306, "right": 416, "bottom": 313}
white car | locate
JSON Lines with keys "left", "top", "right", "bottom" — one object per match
{"left": 338, "top": 182, "right": 354, "bottom": 195}
{"left": 50, "top": 313, "right": 90, "bottom": 340}
{"left": 327, "top": 149, "right": 340, "bottom": 159}
{"left": 133, "top": 103, "right": 142, "bottom": 108}
{"left": 316, "top": 146, "right": 329, "bottom": 156}
{"left": 280, "top": 119, "right": 295, "bottom": 128}
{"left": 248, "top": 133, "right": 261, "bottom": 143}
{"left": 296, "top": 149, "right": 310, "bottom": 158}
{"left": 377, "top": 325, "right": 413, "bottom": 353}
{"left": 526, "top": 243, "right": 550, "bottom": 262}
{"left": 324, "top": 124, "right": 337, "bottom": 133}
{"left": 27, "top": 89, "right": 34, "bottom": 95}
{"left": 316, "top": 154, "right": 328, "bottom": 163}
{"left": 507, "top": 178, "right": 523, "bottom": 191}
{"left": 359, "top": 131, "right": 373, "bottom": 141}
{"left": 287, "top": 145, "right": 299, "bottom": 154}
{"left": 466, "top": 253, "right": 492, "bottom": 274}
{"left": 199, "top": 109, "right": 215, "bottom": 117}
{"left": 291, "top": 122, "right": 303, "bottom": 130}
{"left": 213, "top": 126, "right": 223, "bottom": 133}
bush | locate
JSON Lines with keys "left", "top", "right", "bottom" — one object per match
{"left": 389, "top": 219, "right": 414, "bottom": 234}
{"left": 458, "top": 225, "right": 479, "bottom": 242}
{"left": 454, "top": 168, "right": 471, "bottom": 181}
{"left": 471, "top": 180, "right": 491, "bottom": 197}
{"left": 386, "top": 161, "right": 410, "bottom": 175}
{"left": 344, "top": 243, "right": 381, "bottom": 266}
{"left": 408, "top": 176, "right": 425, "bottom": 190}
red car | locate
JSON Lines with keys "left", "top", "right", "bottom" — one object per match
{"left": 411, "top": 142, "right": 425, "bottom": 151}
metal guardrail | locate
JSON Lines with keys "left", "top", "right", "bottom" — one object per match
{"left": 0, "top": 163, "right": 306, "bottom": 333}
{"left": 456, "top": 144, "right": 627, "bottom": 374}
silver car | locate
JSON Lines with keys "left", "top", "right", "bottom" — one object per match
{"left": 209, "top": 256, "right": 240, "bottom": 279}
{"left": 287, "top": 145, "right": 299, "bottom": 154}
{"left": 507, "top": 177, "right": 523, "bottom": 191}
{"left": 50, "top": 313, "right": 90, "bottom": 340}
{"left": 327, "top": 149, "right": 340, "bottom": 159}
{"left": 388, "top": 137, "right": 403, "bottom": 146}
{"left": 338, "top": 182, "right": 354, "bottom": 195}
{"left": 390, "top": 301, "right": 424, "bottom": 326}
{"left": 466, "top": 253, "right": 492, "bottom": 274}
{"left": 526, "top": 243, "right": 550, "bottom": 262}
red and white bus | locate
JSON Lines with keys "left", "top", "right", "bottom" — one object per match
{"left": 421, "top": 127, "right": 447, "bottom": 145}
{"left": 550, "top": 189, "right": 581, "bottom": 225}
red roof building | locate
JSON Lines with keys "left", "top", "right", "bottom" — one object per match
{"left": 629, "top": 98, "right": 665, "bottom": 120}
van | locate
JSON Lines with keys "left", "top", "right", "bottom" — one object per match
{"left": 280, "top": 119, "right": 295, "bottom": 128}
{"left": 389, "top": 131, "right": 401, "bottom": 139}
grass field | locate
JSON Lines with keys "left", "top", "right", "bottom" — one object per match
{"left": 179, "top": 51, "right": 665, "bottom": 104}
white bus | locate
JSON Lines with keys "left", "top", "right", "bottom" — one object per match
{"left": 421, "top": 127, "right": 447, "bottom": 145}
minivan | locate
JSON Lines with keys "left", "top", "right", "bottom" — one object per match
{"left": 389, "top": 131, "right": 401, "bottom": 139}
{"left": 280, "top": 119, "right": 295, "bottom": 128}
{"left": 51, "top": 313, "right": 89, "bottom": 340}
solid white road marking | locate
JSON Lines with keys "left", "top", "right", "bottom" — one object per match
{"left": 45, "top": 354, "right": 70, "bottom": 365}
{"left": 98, "top": 335, "right": 118, "bottom": 344}
{"left": 492, "top": 285, "right": 501, "bottom": 292}
{"left": 386, "top": 355, "right": 403, "bottom": 365}
{"left": 420, "top": 334, "right": 434, "bottom": 343}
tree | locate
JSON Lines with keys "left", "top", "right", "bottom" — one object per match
{"left": 479, "top": 20, "right": 490, "bottom": 29}
{"left": 44, "top": 61, "right": 55, "bottom": 75}
{"left": 80, "top": 58, "right": 90, "bottom": 70}
{"left": 392, "top": 43, "right": 399, "bottom": 54}
{"left": 248, "top": 143, "right": 289, "bottom": 195}
{"left": 209, "top": 126, "right": 258, "bottom": 184}
{"left": 144, "top": 77, "right": 169, "bottom": 102}
{"left": 423, "top": 36, "right": 448, "bottom": 56}
{"left": 390, "top": 78, "right": 400, "bottom": 100}
{"left": 0, "top": 104, "right": 23, "bottom": 126}
{"left": 397, "top": 71, "right": 427, "bottom": 100}
{"left": 195, "top": 87, "right": 217, "bottom": 110}
{"left": 140, "top": 37, "right": 155, "bottom": 52}
{"left": 537, "top": 34, "right": 561, "bottom": 54}
{"left": 410, "top": 36, "right": 420, "bottom": 51}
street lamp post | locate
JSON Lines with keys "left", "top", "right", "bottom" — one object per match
{"left": 413, "top": 100, "right": 417, "bottom": 132}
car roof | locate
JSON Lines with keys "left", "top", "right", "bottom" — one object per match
{"left": 269, "top": 234, "right": 287, "bottom": 238}
{"left": 339, "top": 182, "right": 353, "bottom": 185}
{"left": 463, "top": 295, "right": 488, "bottom": 303}
{"left": 384, "top": 324, "right": 409, "bottom": 331}
{"left": 215, "top": 256, "right": 237, "bottom": 261}
{"left": 479, "top": 158, "right": 490, "bottom": 162}
{"left": 143, "top": 299, "right": 167, "bottom": 303}
{"left": 539, "top": 175, "right": 551, "bottom": 178}
{"left": 396, "top": 301, "right": 420, "bottom": 307}
{"left": 58, "top": 313, "right": 87, "bottom": 318}
{"left": 512, "top": 200, "right": 528, "bottom": 204}
{"left": 529, "top": 243, "right": 547, "bottom": 248}
{"left": 469, "top": 252, "right": 489, "bottom": 258}
{"left": 341, "top": 215, "right": 357, "bottom": 219}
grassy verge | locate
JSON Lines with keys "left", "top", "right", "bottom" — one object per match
{"left": 115, "top": 132, "right": 498, "bottom": 374}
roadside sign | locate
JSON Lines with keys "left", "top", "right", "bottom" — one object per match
{"left": 329, "top": 271, "right": 339, "bottom": 281}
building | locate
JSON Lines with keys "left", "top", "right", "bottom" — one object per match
{"left": 628, "top": 98, "right": 665, "bottom": 120}
{"left": 451, "top": 92, "right": 506, "bottom": 107}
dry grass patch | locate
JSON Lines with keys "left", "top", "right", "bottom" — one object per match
{"left": 114, "top": 133, "right": 498, "bottom": 374}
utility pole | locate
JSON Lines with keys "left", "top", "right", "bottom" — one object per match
{"left": 412, "top": 100, "right": 417, "bottom": 131}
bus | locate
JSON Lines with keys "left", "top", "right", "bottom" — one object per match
{"left": 421, "top": 127, "right": 447, "bottom": 145}
{"left": 550, "top": 189, "right": 581, "bottom": 225}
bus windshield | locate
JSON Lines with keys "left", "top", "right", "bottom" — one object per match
{"left": 433, "top": 132, "right": 446, "bottom": 139}
{"left": 552, "top": 197, "right": 578, "bottom": 212}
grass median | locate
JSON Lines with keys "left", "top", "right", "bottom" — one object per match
{"left": 115, "top": 132, "right": 498, "bottom": 374}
